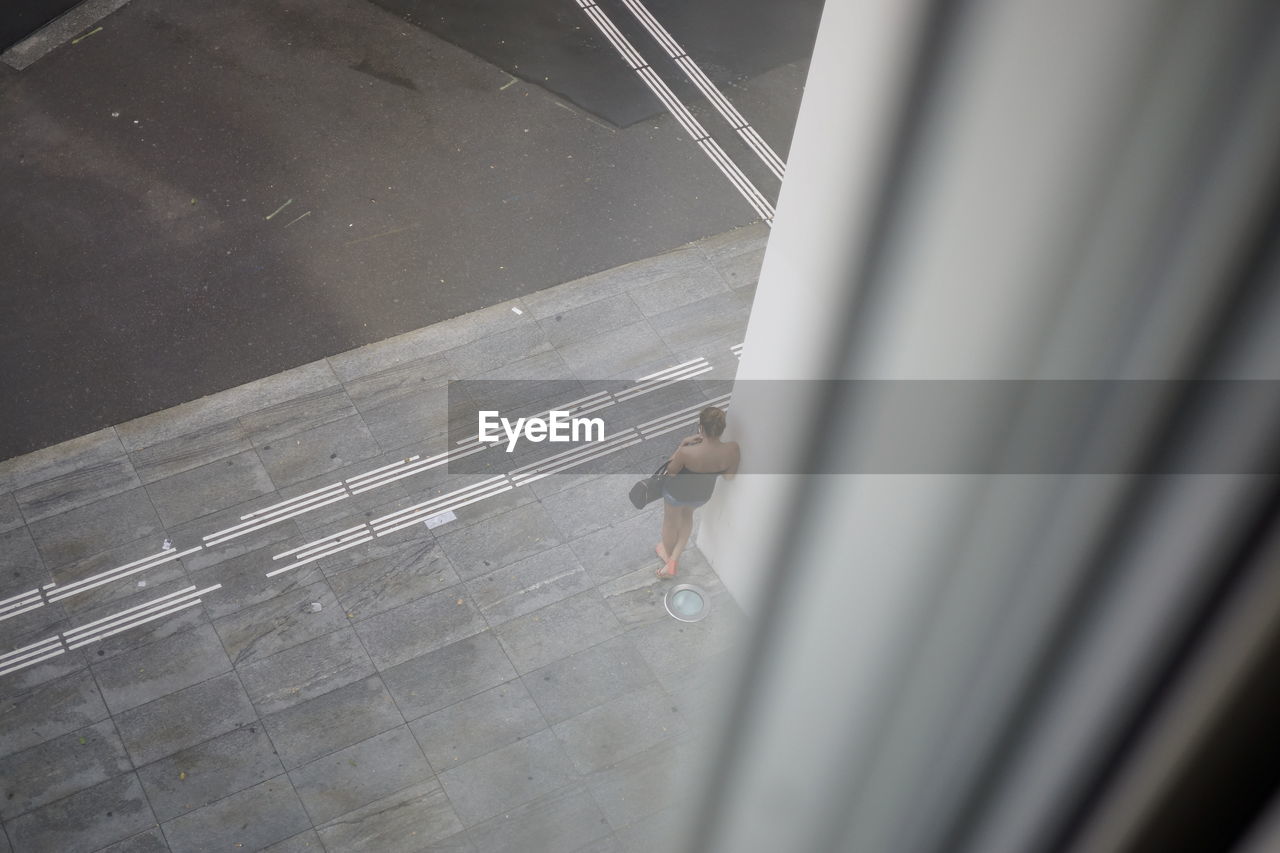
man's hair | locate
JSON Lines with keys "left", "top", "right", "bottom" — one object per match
{"left": 699, "top": 406, "right": 727, "bottom": 438}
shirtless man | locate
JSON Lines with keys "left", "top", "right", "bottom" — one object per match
{"left": 656, "top": 406, "right": 739, "bottom": 578}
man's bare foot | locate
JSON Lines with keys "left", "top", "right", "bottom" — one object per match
{"left": 656, "top": 543, "right": 670, "bottom": 563}
{"left": 656, "top": 560, "right": 677, "bottom": 579}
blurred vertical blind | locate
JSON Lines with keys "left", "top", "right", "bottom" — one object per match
{"left": 689, "top": 0, "right": 1280, "bottom": 852}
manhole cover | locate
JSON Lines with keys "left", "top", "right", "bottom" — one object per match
{"left": 665, "top": 583, "right": 711, "bottom": 623}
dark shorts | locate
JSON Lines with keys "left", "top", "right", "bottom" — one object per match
{"left": 662, "top": 486, "right": 708, "bottom": 508}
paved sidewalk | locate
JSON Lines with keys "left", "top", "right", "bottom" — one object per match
{"left": 0, "top": 224, "right": 765, "bottom": 852}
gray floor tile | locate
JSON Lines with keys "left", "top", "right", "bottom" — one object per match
{"left": 536, "top": 293, "right": 644, "bottom": 348}
{"left": 289, "top": 725, "right": 432, "bottom": 824}
{"left": 136, "top": 726, "right": 284, "bottom": 822}
{"left": 649, "top": 648, "right": 740, "bottom": 736}
{"left": 0, "top": 428, "right": 130, "bottom": 497}
{"left": 261, "top": 673, "right": 404, "bottom": 770}
{"left": 93, "top": 826, "right": 170, "bottom": 852}
{"left": 114, "top": 672, "right": 256, "bottom": 766}
{"left": 409, "top": 679, "right": 546, "bottom": 772}
{"left": 437, "top": 728, "right": 579, "bottom": 827}
{"left": 612, "top": 804, "right": 686, "bottom": 852}
{"left": 51, "top": 536, "right": 190, "bottom": 617}
{"left": 315, "top": 778, "right": 463, "bottom": 852}
{"left": 598, "top": 551, "right": 726, "bottom": 628}
{"left": 4, "top": 772, "right": 156, "bottom": 853}
{"left": 328, "top": 302, "right": 529, "bottom": 383}
{"left": 648, "top": 291, "right": 752, "bottom": 354}
{"left": 465, "top": 784, "right": 611, "bottom": 853}
{"left": 27, "top": 486, "right": 162, "bottom": 570}
{"left": 275, "top": 451, "right": 414, "bottom": 534}
{"left": 669, "top": 332, "right": 745, "bottom": 378}
{"left": 92, "top": 623, "right": 231, "bottom": 714}
{"left": 418, "top": 831, "right": 479, "bottom": 852}
{"left": 161, "top": 775, "right": 311, "bottom": 853}
{"left": 556, "top": 320, "right": 675, "bottom": 381}
{"left": 568, "top": 508, "right": 666, "bottom": 585}
{"left": 115, "top": 361, "right": 340, "bottom": 451}
{"left": 165, "top": 491, "right": 298, "bottom": 573}
{"left": 0, "top": 525, "right": 51, "bottom": 600}
{"left": 261, "top": 829, "right": 325, "bottom": 853}
{"left": 697, "top": 223, "right": 769, "bottom": 290}
{"left": 191, "top": 540, "right": 326, "bottom": 621}
{"left": 528, "top": 247, "right": 710, "bottom": 320}
{"left": 353, "top": 585, "right": 486, "bottom": 670}
{"left": 465, "top": 545, "right": 593, "bottom": 626}
{"left": 584, "top": 736, "right": 684, "bottom": 830}
{"left": 540, "top": 475, "right": 638, "bottom": 540}
{"left": 0, "top": 429, "right": 102, "bottom": 485}
{"left": 340, "top": 352, "right": 453, "bottom": 412}
{"left": 14, "top": 454, "right": 140, "bottom": 526}
{"left": 493, "top": 589, "right": 624, "bottom": 674}
{"left": 0, "top": 491, "right": 24, "bottom": 534}
{"left": 625, "top": 257, "right": 728, "bottom": 318}
{"left": 553, "top": 683, "right": 686, "bottom": 774}
{"left": 0, "top": 605, "right": 80, "bottom": 686}
{"left": 212, "top": 579, "right": 347, "bottom": 667}
{"left": 441, "top": 482, "right": 540, "bottom": 532}
{"left": 467, "top": 351, "right": 576, "bottom": 412}
{"left": 253, "top": 413, "right": 383, "bottom": 490}
{"left": 128, "top": 417, "right": 252, "bottom": 485}
{"left": 627, "top": 593, "right": 745, "bottom": 681}
{"left": 473, "top": 348, "right": 573, "bottom": 388}
{"left": 0, "top": 718, "right": 131, "bottom": 821}
{"left": 522, "top": 635, "right": 656, "bottom": 725}
{"left": 116, "top": 397, "right": 244, "bottom": 456}
{"left": 144, "top": 449, "right": 276, "bottom": 528}
{"left": 524, "top": 450, "right": 640, "bottom": 501}
{"left": 354, "top": 385, "right": 456, "bottom": 452}
{"left": 444, "top": 323, "right": 554, "bottom": 377}
{"left": 237, "top": 626, "right": 376, "bottom": 715}
{"left": 520, "top": 264, "right": 643, "bottom": 320}
{"left": 239, "top": 384, "right": 360, "bottom": 448}
{"left": 287, "top": 491, "right": 432, "bottom": 569}
{"left": 380, "top": 631, "right": 517, "bottom": 721}
{"left": 325, "top": 538, "right": 460, "bottom": 621}
{"left": 0, "top": 668, "right": 109, "bottom": 756}
{"left": 63, "top": 578, "right": 208, "bottom": 664}
{"left": 576, "top": 834, "right": 625, "bottom": 853}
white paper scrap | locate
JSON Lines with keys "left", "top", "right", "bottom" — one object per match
{"left": 424, "top": 510, "right": 457, "bottom": 529}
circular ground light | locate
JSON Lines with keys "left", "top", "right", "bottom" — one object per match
{"left": 664, "top": 583, "right": 711, "bottom": 623}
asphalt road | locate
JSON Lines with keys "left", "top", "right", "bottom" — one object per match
{"left": 0, "top": 0, "right": 814, "bottom": 460}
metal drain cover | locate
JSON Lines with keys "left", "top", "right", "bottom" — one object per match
{"left": 664, "top": 583, "right": 711, "bottom": 622}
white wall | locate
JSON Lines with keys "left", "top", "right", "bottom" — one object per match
{"left": 696, "top": 0, "right": 929, "bottom": 613}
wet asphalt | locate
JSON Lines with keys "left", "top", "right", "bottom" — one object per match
{"left": 0, "top": 0, "right": 816, "bottom": 460}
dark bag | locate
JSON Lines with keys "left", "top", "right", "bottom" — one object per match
{"left": 629, "top": 463, "right": 668, "bottom": 509}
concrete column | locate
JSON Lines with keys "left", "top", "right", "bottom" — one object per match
{"left": 696, "top": 0, "right": 929, "bottom": 612}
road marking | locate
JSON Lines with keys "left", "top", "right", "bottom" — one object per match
{"left": 203, "top": 486, "right": 350, "bottom": 546}
{"left": 573, "top": 0, "right": 776, "bottom": 223}
{"left": 46, "top": 546, "right": 202, "bottom": 604}
{"left": 265, "top": 199, "right": 293, "bottom": 220}
{"left": 349, "top": 445, "right": 488, "bottom": 495}
{"left": 0, "top": 647, "right": 66, "bottom": 678}
{"left": 509, "top": 431, "right": 641, "bottom": 482}
{"left": 618, "top": 0, "right": 786, "bottom": 180}
{"left": 0, "top": 584, "right": 221, "bottom": 677}
{"left": 66, "top": 586, "right": 219, "bottom": 649}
